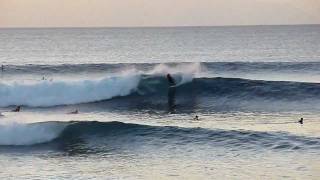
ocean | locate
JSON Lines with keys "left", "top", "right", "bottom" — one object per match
{"left": 0, "top": 25, "right": 320, "bottom": 179}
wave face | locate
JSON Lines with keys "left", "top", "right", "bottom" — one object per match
{"left": 1, "top": 121, "right": 319, "bottom": 152}
{"left": 138, "top": 76, "right": 320, "bottom": 99}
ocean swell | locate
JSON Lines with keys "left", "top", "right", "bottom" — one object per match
{"left": 1, "top": 121, "right": 319, "bottom": 152}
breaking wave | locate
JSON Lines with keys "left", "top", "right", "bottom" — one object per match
{"left": 0, "top": 73, "right": 141, "bottom": 107}
{"left": 1, "top": 62, "right": 320, "bottom": 108}
{"left": 1, "top": 76, "right": 320, "bottom": 108}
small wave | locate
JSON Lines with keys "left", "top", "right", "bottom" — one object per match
{"left": 1, "top": 121, "right": 319, "bottom": 152}
{"left": 0, "top": 121, "right": 67, "bottom": 146}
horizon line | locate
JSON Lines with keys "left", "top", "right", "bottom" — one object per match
{"left": 0, "top": 23, "right": 319, "bottom": 29}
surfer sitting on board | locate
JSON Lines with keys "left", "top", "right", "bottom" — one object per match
{"left": 167, "top": 74, "right": 176, "bottom": 86}
{"left": 12, "top": 106, "right": 21, "bottom": 112}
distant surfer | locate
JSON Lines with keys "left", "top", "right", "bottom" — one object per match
{"left": 12, "top": 106, "right": 21, "bottom": 112}
{"left": 194, "top": 115, "right": 199, "bottom": 120}
{"left": 68, "top": 109, "right": 79, "bottom": 114}
{"left": 167, "top": 74, "right": 176, "bottom": 112}
{"left": 298, "top": 118, "right": 303, "bottom": 124}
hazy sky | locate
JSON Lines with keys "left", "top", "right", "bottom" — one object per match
{"left": 0, "top": 0, "right": 319, "bottom": 27}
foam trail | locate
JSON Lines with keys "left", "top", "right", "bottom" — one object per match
{"left": 0, "top": 73, "right": 141, "bottom": 107}
{"left": 0, "top": 122, "right": 66, "bottom": 146}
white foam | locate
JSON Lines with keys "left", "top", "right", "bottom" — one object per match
{"left": 0, "top": 122, "right": 66, "bottom": 146}
{"left": 0, "top": 72, "right": 141, "bottom": 107}
{"left": 149, "top": 62, "right": 203, "bottom": 85}
{"left": 149, "top": 62, "right": 202, "bottom": 76}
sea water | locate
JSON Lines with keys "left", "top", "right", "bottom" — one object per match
{"left": 0, "top": 25, "right": 320, "bottom": 179}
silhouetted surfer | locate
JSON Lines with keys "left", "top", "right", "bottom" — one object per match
{"left": 68, "top": 109, "right": 79, "bottom": 114}
{"left": 167, "top": 74, "right": 176, "bottom": 112}
{"left": 167, "top": 74, "right": 176, "bottom": 86}
{"left": 298, "top": 118, "right": 303, "bottom": 124}
{"left": 12, "top": 106, "right": 21, "bottom": 112}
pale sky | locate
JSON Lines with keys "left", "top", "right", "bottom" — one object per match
{"left": 0, "top": 0, "right": 319, "bottom": 27}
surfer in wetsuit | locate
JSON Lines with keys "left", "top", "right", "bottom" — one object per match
{"left": 298, "top": 118, "right": 303, "bottom": 124}
{"left": 167, "top": 74, "right": 176, "bottom": 86}
{"left": 167, "top": 74, "right": 176, "bottom": 112}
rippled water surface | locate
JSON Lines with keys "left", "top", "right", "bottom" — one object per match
{"left": 1, "top": 25, "right": 320, "bottom": 179}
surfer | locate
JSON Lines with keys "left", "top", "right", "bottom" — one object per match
{"left": 298, "top": 118, "right": 303, "bottom": 124}
{"left": 12, "top": 106, "right": 21, "bottom": 112}
{"left": 68, "top": 109, "right": 79, "bottom": 114}
{"left": 167, "top": 74, "right": 176, "bottom": 112}
{"left": 194, "top": 115, "right": 199, "bottom": 120}
{"left": 167, "top": 73, "right": 176, "bottom": 86}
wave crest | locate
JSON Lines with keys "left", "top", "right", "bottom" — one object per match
{"left": 0, "top": 73, "right": 141, "bottom": 107}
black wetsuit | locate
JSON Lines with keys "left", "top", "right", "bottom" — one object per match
{"left": 167, "top": 74, "right": 176, "bottom": 86}
{"left": 167, "top": 74, "right": 176, "bottom": 111}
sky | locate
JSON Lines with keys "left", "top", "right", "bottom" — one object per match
{"left": 0, "top": 0, "right": 319, "bottom": 27}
